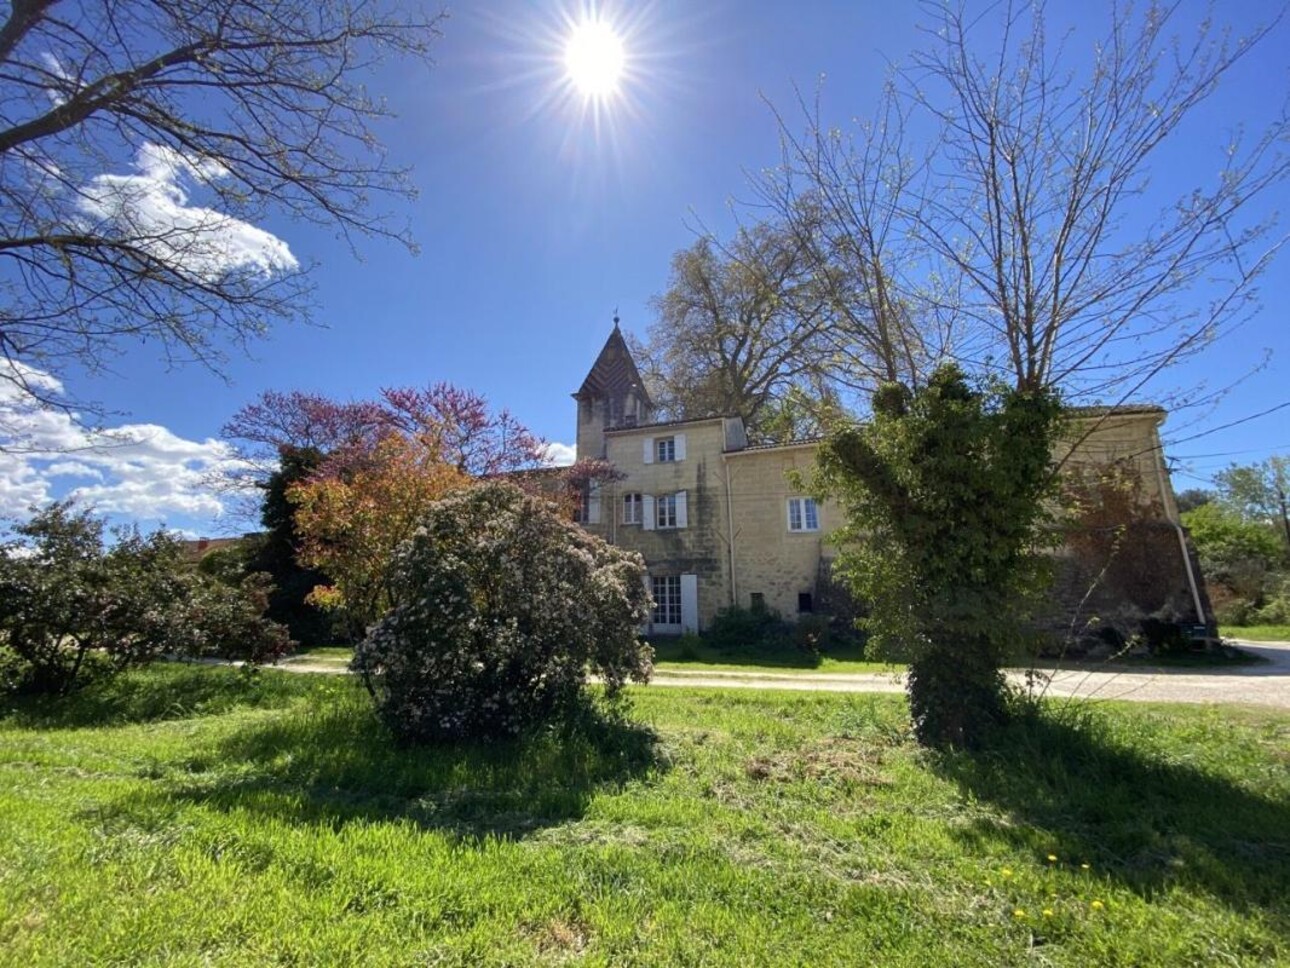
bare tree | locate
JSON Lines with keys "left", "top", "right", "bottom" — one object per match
{"left": 635, "top": 223, "right": 837, "bottom": 440}
{"left": 756, "top": 1, "right": 1288, "bottom": 405}
{"left": 0, "top": 0, "right": 443, "bottom": 437}
{"left": 753, "top": 86, "right": 942, "bottom": 397}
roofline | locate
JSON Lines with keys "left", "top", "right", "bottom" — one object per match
{"left": 724, "top": 439, "right": 823, "bottom": 456}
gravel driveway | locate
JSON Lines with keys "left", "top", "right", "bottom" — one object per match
{"left": 277, "top": 640, "right": 1290, "bottom": 709}
{"left": 645, "top": 639, "right": 1290, "bottom": 709}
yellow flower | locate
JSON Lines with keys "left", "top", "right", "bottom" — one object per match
{"left": 1047, "top": 854, "right": 1058, "bottom": 863}
{"left": 1043, "top": 909, "right": 1054, "bottom": 917}
{"left": 1013, "top": 909, "right": 1027, "bottom": 918}
{"left": 1091, "top": 900, "right": 1105, "bottom": 910}
{"left": 1080, "top": 863, "right": 1090, "bottom": 871}
{"left": 1001, "top": 868, "right": 1013, "bottom": 878}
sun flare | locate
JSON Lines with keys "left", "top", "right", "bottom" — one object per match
{"left": 564, "top": 19, "right": 625, "bottom": 98}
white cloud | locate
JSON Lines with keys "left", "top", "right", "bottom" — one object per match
{"left": 0, "top": 361, "right": 250, "bottom": 528}
{"left": 544, "top": 441, "right": 577, "bottom": 466}
{"left": 78, "top": 143, "right": 298, "bottom": 282}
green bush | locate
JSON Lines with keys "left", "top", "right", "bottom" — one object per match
{"left": 353, "top": 482, "right": 653, "bottom": 744}
{"left": 792, "top": 614, "right": 833, "bottom": 656}
{"left": 704, "top": 605, "right": 791, "bottom": 654}
{"left": 1214, "top": 600, "right": 1254, "bottom": 627}
{"left": 0, "top": 502, "right": 291, "bottom": 695}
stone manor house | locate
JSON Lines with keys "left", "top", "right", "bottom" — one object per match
{"left": 570, "top": 325, "right": 1209, "bottom": 641}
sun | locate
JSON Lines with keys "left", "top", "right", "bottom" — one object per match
{"left": 564, "top": 19, "right": 625, "bottom": 98}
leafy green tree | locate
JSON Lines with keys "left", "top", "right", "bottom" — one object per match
{"left": 0, "top": 502, "right": 290, "bottom": 695}
{"left": 1175, "top": 489, "right": 1215, "bottom": 514}
{"left": 242, "top": 446, "right": 336, "bottom": 646}
{"left": 1214, "top": 458, "right": 1290, "bottom": 555}
{"left": 1181, "top": 502, "right": 1282, "bottom": 605}
{"left": 816, "top": 366, "right": 1061, "bottom": 748}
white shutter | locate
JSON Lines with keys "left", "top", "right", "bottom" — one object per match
{"left": 643, "top": 438, "right": 654, "bottom": 464}
{"left": 675, "top": 490, "right": 688, "bottom": 529}
{"left": 675, "top": 433, "right": 687, "bottom": 461}
{"left": 587, "top": 487, "right": 601, "bottom": 525}
{"left": 642, "top": 494, "right": 656, "bottom": 531}
{"left": 680, "top": 574, "right": 699, "bottom": 634}
{"left": 786, "top": 498, "right": 795, "bottom": 531}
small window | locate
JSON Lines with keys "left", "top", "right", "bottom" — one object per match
{"left": 656, "top": 436, "right": 676, "bottom": 462}
{"left": 798, "top": 592, "right": 814, "bottom": 614}
{"left": 623, "top": 492, "right": 643, "bottom": 525}
{"left": 750, "top": 592, "right": 766, "bottom": 613}
{"left": 651, "top": 576, "right": 682, "bottom": 626}
{"left": 788, "top": 497, "right": 820, "bottom": 533}
{"left": 656, "top": 493, "right": 677, "bottom": 529}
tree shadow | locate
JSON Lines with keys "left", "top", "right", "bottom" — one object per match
{"left": 1, "top": 663, "right": 303, "bottom": 730}
{"left": 96, "top": 692, "right": 665, "bottom": 843}
{"left": 933, "top": 709, "right": 1290, "bottom": 924}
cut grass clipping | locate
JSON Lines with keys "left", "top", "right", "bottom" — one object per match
{"left": 1, "top": 664, "right": 1287, "bottom": 966}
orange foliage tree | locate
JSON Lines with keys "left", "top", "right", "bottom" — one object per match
{"left": 288, "top": 434, "right": 468, "bottom": 634}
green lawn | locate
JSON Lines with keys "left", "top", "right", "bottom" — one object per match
{"left": 2, "top": 666, "right": 1287, "bottom": 966}
{"left": 650, "top": 636, "right": 894, "bottom": 675}
{"left": 1221, "top": 624, "right": 1290, "bottom": 642}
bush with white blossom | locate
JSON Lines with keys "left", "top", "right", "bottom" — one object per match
{"left": 353, "top": 481, "right": 653, "bottom": 742}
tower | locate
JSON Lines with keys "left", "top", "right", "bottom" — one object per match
{"left": 572, "top": 318, "right": 653, "bottom": 459}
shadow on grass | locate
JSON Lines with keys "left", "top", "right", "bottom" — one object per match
{"left": 105, "top": 688, "right": 665, "bottom": 843}
{"left": 935, "top": 709, "right": 1290, "bottom": 922}
{"left": 1, "top": 663, "right": 306, "bottom": 730}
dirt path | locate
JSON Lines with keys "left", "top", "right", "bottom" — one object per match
{"left": 275, "top": 639, "right": 1290, "bottom": 709}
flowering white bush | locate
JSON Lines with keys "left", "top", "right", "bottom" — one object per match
{"left": 353, "top": 481, "right": 653, "bottom": 742}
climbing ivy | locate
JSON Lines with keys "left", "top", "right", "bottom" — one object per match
{"left": 817, "top": 365, "right": 1062, "bottom": 748}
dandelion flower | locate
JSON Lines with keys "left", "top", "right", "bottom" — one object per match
{"left": 1013, "top": 909, "right": 1027, "bottom": 918}
{"left": 1047, "top": 854, "right": 1058, "bottom": 863}
{"left": 1080, "top": 863, "right": 1090, "bottom": 871}
{"left": 1001, "top": 868, "right": 1014, "bottom": 878}
{"left": 1091, "top": 900, "right": 1105, "bottom": 910}
{"left": 1043, "top": 909, "right": 1054, "bottom": 917}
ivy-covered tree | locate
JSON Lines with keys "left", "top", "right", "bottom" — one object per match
{"left": 816, "top": 365, "right": 1061, "bottom": 748}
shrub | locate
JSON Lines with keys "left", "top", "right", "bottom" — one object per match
{"left": 792, "top": 614, "right": 833, "bottom": 656}
{"left": 353, "top": 482, "right": 653, "bottom": 743}
{"left": 0, "top": 502, "right": 292, "bottom": 695}
{"left": 705, "top": 605, "right": 791, "bottom": 655}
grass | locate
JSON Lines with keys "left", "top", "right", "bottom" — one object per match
{"left": 650, "top": 636, "right": 894, "bottom": 675}
{"left": 1221, "top": 624, "right": 1290, "bottom": 642}
{"left": 2, "top": 666, "right": 1288, "bottom": 965}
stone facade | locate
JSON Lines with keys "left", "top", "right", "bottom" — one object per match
{"left": 572, "top": 327, "right": 1206, "bottom": 639}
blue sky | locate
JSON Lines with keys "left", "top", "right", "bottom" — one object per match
{"left": 6, "top": 0, "right": 1288, "bottom": 534}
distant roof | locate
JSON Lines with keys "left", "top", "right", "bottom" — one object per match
{"left": 573, "top": 324, "right": 652, "bottom": 408}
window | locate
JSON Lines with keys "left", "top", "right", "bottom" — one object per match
{"left": 622, "top": 492, "right": 643, "bottom": 525}
{"left": 656, "top": 436, "right": 676, "bottom": 462}
{"left": 656, "top": 492, "right": 677, "bottom": 528}
{"left": 798, "top": 592, "right": 814, "bottom": 614}
{"left": 788, "top": 497, "right": 820, "bottom": 533}
{"left": 652, "top": 576, "right": 682, "bottom": 626}
{"left": 749, "top": 592, "right": 766, "bottom": 613}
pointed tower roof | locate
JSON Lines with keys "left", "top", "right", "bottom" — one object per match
{"left": 572, "top": 320, "right": 652, "bottom": 407}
